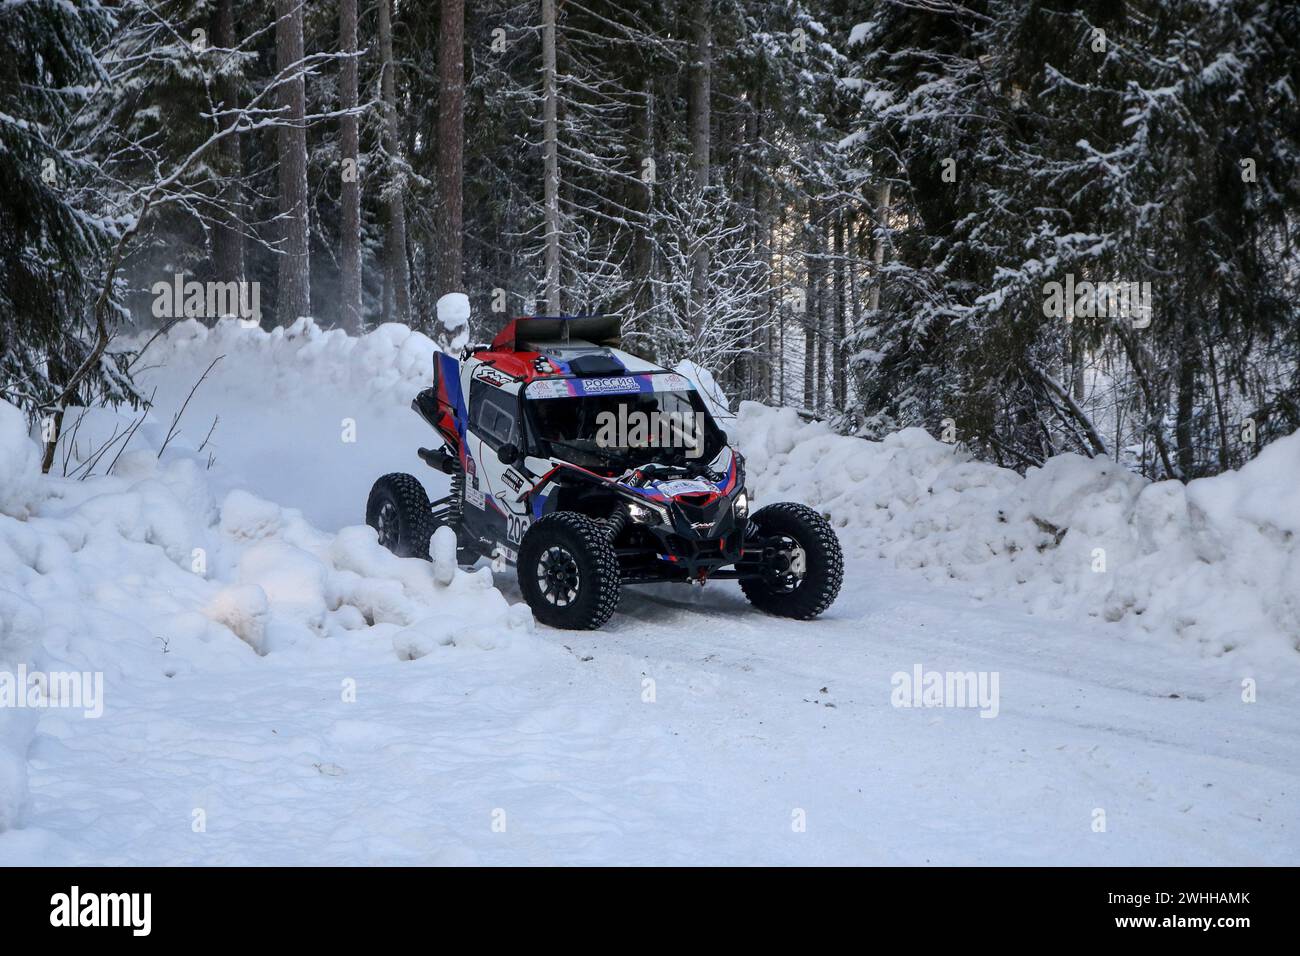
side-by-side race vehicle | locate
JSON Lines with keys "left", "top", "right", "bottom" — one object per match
{"left": 366, "top": 315, "right": 843, "bottom": 629}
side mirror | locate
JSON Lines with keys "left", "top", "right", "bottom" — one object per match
{"left": 497, "top": 443, "right": 520, "bottom": 465}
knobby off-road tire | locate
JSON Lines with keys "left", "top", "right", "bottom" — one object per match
{"left": 739, "top": 502, "right": 844, "bottom": 620}
{"left": 366, "top": 473, "right": 435, "bottom": 560}
{"left": 517, "top": 512, "right": 622, "bottom": 630}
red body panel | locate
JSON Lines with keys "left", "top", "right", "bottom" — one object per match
{"left": 472, "top": 349, "right": 548, "bottom": 382}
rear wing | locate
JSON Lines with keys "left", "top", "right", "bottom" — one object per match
{"left": 490, "top": 315, "right": 621, "bottom": 352}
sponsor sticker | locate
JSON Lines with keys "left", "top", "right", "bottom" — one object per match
{"left": 525, "top": 373, "right": 696, "bottom": 400}
{"left": 580, "top": 375, "right": 640, "bottom": 395}
{"left": 656, "top": 478, "right": 714, "bottom": 497}
{"left": 473, "top": 365, "right": 516, "bottom": 388}
{"left": 525, "top": 379, "right": 574, "bottom": 399}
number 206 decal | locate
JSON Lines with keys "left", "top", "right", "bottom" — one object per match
{"left": 507, "top": 514, "right": 531, "bottom": 544}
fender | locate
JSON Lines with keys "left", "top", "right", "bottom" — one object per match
{"left": 524, "top": 462, "right": 621, "bottom": 520}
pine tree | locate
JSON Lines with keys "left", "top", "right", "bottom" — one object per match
{"left": 840, "top": 0, "right": 1300, "bottom": 477}
{"left": 0, "top": 0, "right": 136, "bottom": 438}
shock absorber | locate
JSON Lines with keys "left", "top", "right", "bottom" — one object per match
{"left": 602, "top": 506, "right": 629, "bottom": 542}
{"left": 428, "top": 460, "right": 465, "bottom": 529}
{"left": 446, "top": 464, "right": 464, "bottom": 527}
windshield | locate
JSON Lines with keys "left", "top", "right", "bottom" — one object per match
{"left": 527, "top": 388, "right": 726, "bottom": 471}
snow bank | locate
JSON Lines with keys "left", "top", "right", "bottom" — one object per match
{"left": 0, "top": 589, "right": 41, "bottom": 831}
{"left": 734, "top": 402, "right": 1300, "bottom": 664}
{"left": 0, "top": 403, "right": 45, "bottom": 829}
{"left": 0, "top": 401, "right": 43, "bottom": 520}
{"left": 0, "top": 387, "right": 533, "bottom": 829}
{"left": 139, "top": 316, "right": 443, "bottom": 409}
{"left": 64, "top": 317, "right": 453, "bottom": 531}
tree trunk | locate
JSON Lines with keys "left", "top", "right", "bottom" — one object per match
{"left": 833, "top": 209, "right": 847, "bottom": 408}
{"left": 743, "top": 99, "right": 765, "bottom": 403}
{"left": 541, "top": 0, "right": 561, "bottom": 314}
{"left": 378, "top": 0, "right": 410, "bottom": 322}
{"left": 1067, "top": 329, "right": 1084, "bottom": 400}
{"left": 762, "top": 195, "right": 776, "bottom": 403}
{"left": 382, "top": 263, "right": 391, "bottom": 323}
{"left": 275, "top": 0, "right": 310, "bottom": 325}
{"left": 848, "top": 211, "right": 863, "bottom": 337}
{"left": 631, "top": 77, "right": 656, "bottom": 358}
{"left": 815, "top": 217, "right": 828, "bottom": 413}
{"left": 339, "top": 0, "right": 362, "bottom": 332}
{"left": 687, "top": 0, "right": 711, "bottom": 340}
{"left": 868, "top": 180, "right": 891, "bottom": 313}
{"left": 1205, "top": 302, "right": 1231, "bottom": 471}
{"left": 1175, "top": 318, "right": 1198, "bottom": 479}
{"left": 777, "top": 207, "right": 786, "bottom": 406}
{"left": 437, "top": 0, "right": 465, "bottom": 295}
{"left": 756, "top": 142, "right": 774, "bottom": 404}
{"left": 211, "top": 0, "right": 244, "bottom": 300}
{"left": 803, "top": 202, "right": 820, "bottom": 411}
{"left": 687, "top": 2, "right": 711, "bottom": 191}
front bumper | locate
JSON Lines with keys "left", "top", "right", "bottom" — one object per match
{"left": 618, "top": 493, "right": 747, "bottom": 580}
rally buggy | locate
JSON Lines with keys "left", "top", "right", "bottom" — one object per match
{"left": 365, "top": 315, "right": 843, "bottom": 629}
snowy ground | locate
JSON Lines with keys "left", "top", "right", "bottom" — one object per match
{"left": 1, "top": 320, "right": 1296, "bottom": 865}
{"left": 7, "top": 557, "right": 1296, "bottom": 866}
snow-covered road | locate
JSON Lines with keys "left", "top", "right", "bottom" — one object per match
{"left": 1, "top": 320, "right": 1294, "bottom": 865}
{"left": 7, "top": 552, "right": 1294, "bottom": 865}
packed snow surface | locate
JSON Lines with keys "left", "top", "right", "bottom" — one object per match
{"left": 0, "top": 318, "right": 1296, "bottom": 864}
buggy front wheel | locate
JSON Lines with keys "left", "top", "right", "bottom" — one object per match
{"left": 739, "top": 502, "right": 844, "bottom": 620}
{"left": 517, "top": 512, "right": 622, "bottom": 629}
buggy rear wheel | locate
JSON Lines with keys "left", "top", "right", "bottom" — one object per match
{"left": 366, "top": 473, "right": 435, "bottom": 559}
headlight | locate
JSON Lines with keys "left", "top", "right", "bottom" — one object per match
{"left": 734, "top": 490, "right": 749, "bottom": 519}
{"left": 626, "top": 500, "right": 668, "bottom": 526}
